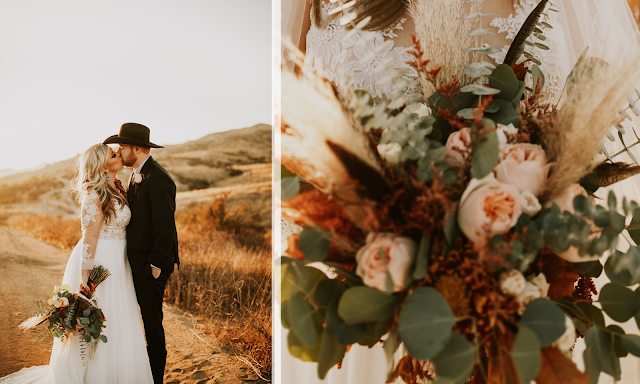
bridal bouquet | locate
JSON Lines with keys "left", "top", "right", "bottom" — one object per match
{"left": 279, "top": 1, "right": 640, "bottom": 384}
{"left": 21, "top": 265, "right": 110, "bottom": 345}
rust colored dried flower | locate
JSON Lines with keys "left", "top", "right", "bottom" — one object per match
{"left": 387, "top": 355, "right": 435, "bottom": 384}
{"left": 435, "top": 275, "right": 471, "bottom": 318}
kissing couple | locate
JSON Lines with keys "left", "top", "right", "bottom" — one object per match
{"left": 1, "top": 123, "right": 180, "bottom": 384}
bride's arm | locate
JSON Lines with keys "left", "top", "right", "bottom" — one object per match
{"left": 80, "top": 192, "right": 104, "bottom": 286}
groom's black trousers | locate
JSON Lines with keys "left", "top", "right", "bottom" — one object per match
{"left": 133, "top": 269, "right": 172, "bottom": 384}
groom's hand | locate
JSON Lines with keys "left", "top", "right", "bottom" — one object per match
{"left": 151, "top": 266, "right": 161, "bottom": 279}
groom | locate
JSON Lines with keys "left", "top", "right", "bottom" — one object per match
{"left": 104, "top": 123, "right": 180, "bottom": 384}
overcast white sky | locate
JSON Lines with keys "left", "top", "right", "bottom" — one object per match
{"left": 0, "top": 0, "right": 271, "bottom": 171}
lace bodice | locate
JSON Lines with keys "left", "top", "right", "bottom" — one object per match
{"left": 81, "top": 192, "right": 130, "bottom": 241}
{"left": 305, "top": 1, "right": 421, "bottom": 101}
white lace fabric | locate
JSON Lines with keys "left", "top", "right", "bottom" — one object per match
{"left": 80, "top": 191, "right": 130, "bottom": 270}
{"left": 305, "top": 1, "right": 421, "bottom": 101}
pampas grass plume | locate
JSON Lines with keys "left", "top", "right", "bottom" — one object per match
{"left": 543, "top": 51, "right": 640, "bottom": 200}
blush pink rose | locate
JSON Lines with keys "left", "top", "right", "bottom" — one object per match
{"left": 444, "top": 128, "right": 472, "bottom": 168}
{"left": 355, "top": 233, "right": 417, "bottom": 293}
{"left": 494, "top": 144, "right": 551, "bottom": 197}
{"left": 458, "top": 176, "right": 522, "bottom": 245}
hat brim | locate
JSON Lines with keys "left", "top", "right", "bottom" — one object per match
{"left": 103, "top": 134, "right": 164, "bottom": 148}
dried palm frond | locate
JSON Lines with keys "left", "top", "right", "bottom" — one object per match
{"left": 281, "top": 69, "right": 386, "bottom": 226}
{"left": 595, "top": 162, "right": 640, "bottom": 187}
{"left": 19, "top": 312, "right": 50, "bottom": 330}
{"left": 542, "top": 51, "right": 640, "bottom": 200}
{"left": 503, "top": 0, "right": 549, "bottom": 66}
{"left": 409, "top": 0, "right": 480, "bottom": 95}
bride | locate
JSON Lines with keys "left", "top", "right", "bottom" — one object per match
{"left": 280, "top": 0, "right": 640, "bottom": 383}
{"left": 0, "top": 144, "right": 153, "bottom": 384}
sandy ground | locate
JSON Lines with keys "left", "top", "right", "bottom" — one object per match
{"left": 0, "top": 226, "right": 264, "bottom": 383}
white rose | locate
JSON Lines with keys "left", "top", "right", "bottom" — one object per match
{"left": 516, "top": 282, "right": 541, "bottom": 315}
{"left": 134, "top": 173, "right": 143, "bottom": 183}
{"left": 520, "top": 191, "right": 542, "bottom": 217}
{"left": 554, "top": 317, "right": 576, "bottom": 355}
{"left": 528, "top": 273, "right": 550, "bottom": 297}
{"left": 59, "top": 297, "right": 70, "bottom": 307}
{"left": 499, "top": 270, "right": 526, "bottom": 296}
{"left": 377, "top": 143, "right": 403, "bottom": 165}
{"left": 355, "top": 233, "right": 417, "bottom": 293}
{"left": 52, "top": 295, "right": 59, "bottom": 301}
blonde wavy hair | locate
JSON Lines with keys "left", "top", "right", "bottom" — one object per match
{"left": 71, "top": 143, "right": 127, "bottom": 224}
{"left": 312, "top": 0, "right": 407, "bottom": 31}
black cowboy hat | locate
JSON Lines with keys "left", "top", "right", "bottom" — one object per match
{"left": 103, "top": 123, "right": 164, "bottom": 148}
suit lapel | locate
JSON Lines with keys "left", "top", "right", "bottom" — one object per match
{"left": 128, "top": 156, "right": 154, "bottom": 206}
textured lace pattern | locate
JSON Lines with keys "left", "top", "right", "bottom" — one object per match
{"left": 99, "top": 201, "right": 130, "bottom": 241}
{"left": 305, "top": 1, "right": 421, "bottom": 101}
{"left": 488, "top": 0, "right": 572, "bottom": 103}
{"left": 81, "top": 243, "right": 95, "bottom": 270}
{"left": 81, "top": 193, "right": 101, "bottom": 234}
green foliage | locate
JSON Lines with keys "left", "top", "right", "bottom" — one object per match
{"left": 519, "top": 298, "right": 566, "bottom": 347}
{"left": 584, "top": 326, "right": 621, "bottom": 382}
{"left": 298, "top": 226, "right": 330, "bottom": 262}
{"left": 511, "top": 326, "right": 541, "bottom": 384}
{"left": 283, "top": 293, "right": 319, "bottom": 347}
{"left": 337, "top": 287, "right": 397, "bottom": 325}
{"left": 471, "top": 127, "right": 500, "bottom": 179}
{"left": 598, "top": 283, "right": 640, "bottom": 322}
{"left": 281, "top": 176, "right": 300, "bottom": 200}
{"left": 431, "top": 333, "right": 476, "bottom": 384}
{"left": 398, "top": 287, "right": 455, "bottom": 360}
{"left": 325, "top": 299, "right": 365, "bottom": 345}
{"left": 317, "top": 328, "right": 347, "bottom": 379}
{"left": 412, "top": 234, "right": 431, "bottom": 281}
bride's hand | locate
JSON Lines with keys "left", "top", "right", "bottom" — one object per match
{"left": 81, "top": 270, "right": 90, "bottom": 290}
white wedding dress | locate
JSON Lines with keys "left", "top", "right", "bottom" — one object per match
{"left": 280, "top": 0, "right": 640, "bottom": 383}
{"left": 0, "top": 191, "right": 153, "bottom": 384}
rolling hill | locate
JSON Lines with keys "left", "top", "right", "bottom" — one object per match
{"left": 0, "top": 124, "right": 272, "bottom": 224}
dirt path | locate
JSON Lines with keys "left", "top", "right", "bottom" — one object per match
{"left": 0, "top": 226, "right": 263, "bottom": 383}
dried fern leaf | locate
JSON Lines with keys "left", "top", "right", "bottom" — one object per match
{"left": 595, "top": 162, "right": 640, "bottom": 187}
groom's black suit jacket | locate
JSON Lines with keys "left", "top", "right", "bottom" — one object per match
{"left": 126, "top": 156, "right": 180, "bottom": 278}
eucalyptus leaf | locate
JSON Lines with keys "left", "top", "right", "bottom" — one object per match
{"left": 621, "top": 334, "right": 640, "bottom": 357}
{"left": 511, "top": 326, "right": 541, "bottom": 384}
{"left": 288, "top": 329, "right": 321, "bottom": 362}
{"left": 285, "top": 293, "right": 319, "bottom": 347}
{"left": 585, "top": 326, "right": 621, "bottom": 381}
{"left": 488, "top": 64, "right": 520, "bottom": 101}
{"left": 468, "top": 28, "right": 495, "bottom": 37}
{"left": 519, "top": 298, "right": 566, "bottom": 347}
{"left": 298, "top": 226, "right": 331, "bottom": 262}
{"left": 281, "top": 177, "right": 300, "bottom": 200}
{"left": 471, "top": 129, "right": 500, "bottom": 179}
{"left": 464, "top": 62, "right": 493, "bottom": 78}
{"left": 413, "top": 234, "right": 431, "bottom": 281}
{"left": 398, "top": 287, "right": 455, "bottom": 360}
{"left": 384, "top": 329, "right": 401, "bottom": 380}
{"left": 313, "top": 279, "right": 347, "bottom": 307}
{"left": 317, "top": 330, "right": 347, "bottom": 379}
{"left": 337, "top": 287, "right": 397, "bottom": 325}
{"left": 431, "top": 333, "right": 476, "bottom": 384}
{"left": 599, "top": 283, "right": 640, "bottom": 322}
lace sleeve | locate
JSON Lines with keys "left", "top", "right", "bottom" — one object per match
{"left": 80, "top": 191, "right": 104, "bottom": 270}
